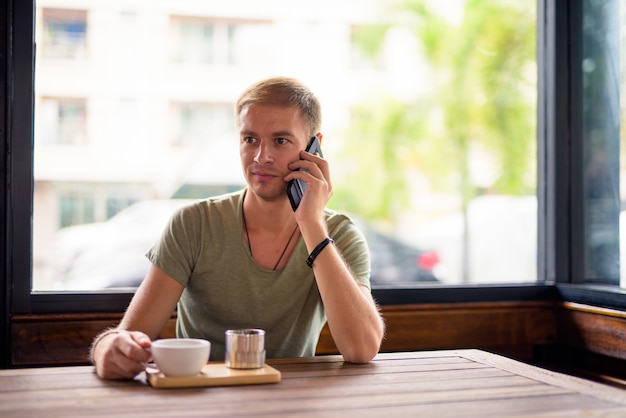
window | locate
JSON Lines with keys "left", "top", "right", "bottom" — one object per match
{"left": 41, "top": 8, "right": 88, "bottom": 60}
{"left": 59, "top": 193, "right": 95, "bottom": 227}
{"left": 170, "top": 16, "right": 273, "bottom": 66}
{"left": 28, "top": 1, "right": 540, "bottom": 292}
{"left": 9, "top": 0, "right": 625, "bottom": 317}
{"left": 171, "top": 17, "right": 215, "bottom": 65}
{"left": 36, "top": 97, "right": 87, "bottom": 145}
{"left": 579, "top": 1, "right": 621, "bottom": 286}
{"left": 171, "top": 102, "right": 234, "bottom": 146}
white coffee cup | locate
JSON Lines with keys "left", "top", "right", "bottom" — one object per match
{"left": 151, "top": 338, "right": 210, "bottom": 377}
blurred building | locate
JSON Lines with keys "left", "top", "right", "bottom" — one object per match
{"left": 32, "top": 0, "right": 423, "bottom": 287}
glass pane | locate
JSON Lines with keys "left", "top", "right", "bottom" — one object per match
{"left": 581, "top": 0, "right": 622, "bottom": 285}
{"left": 33, "top": 0, "right": 537, "bottom": 291}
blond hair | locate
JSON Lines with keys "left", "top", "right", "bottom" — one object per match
{"left": 235, "top": 77, "right": 322, "bottom": 136}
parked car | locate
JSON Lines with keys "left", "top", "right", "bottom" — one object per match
{"left": 355, "top": 219, "right": 443, "bottom": 285}
{"left": 52, "top": 200, "right": 443, "bottom": 290}
{"left": 52, "top": 199, "right": 195, "bottom": 290}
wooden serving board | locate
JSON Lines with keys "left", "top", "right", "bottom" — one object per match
{"left": 146, "top": 363, "right": 281, "bottom": 389}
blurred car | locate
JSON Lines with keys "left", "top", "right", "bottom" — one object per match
{"left": 52, "top": 199, "right": 196, "bottom": 290}
{"left": 52, "top": 200, "right": 443, "bottom": 290}
{"left": 356, "top": 220, "right": 443, "bottom": 285}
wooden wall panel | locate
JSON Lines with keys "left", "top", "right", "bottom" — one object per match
{"left": 316, "top": 301, "right": 557, "bottom": 355}
{"left": 556, "top": 302, "right": 626, "bottom": 361}
{"left": 11, "top": 313, "right": 176, "bottom": 366}
{"left": 10, "top": 301, "right": 557, "bottom": 367}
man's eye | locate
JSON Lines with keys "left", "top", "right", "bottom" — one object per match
{"left": 243, "top": 137, "right": 256, "bottom": 144}
{"left": 276, "top": 138, "right": 288, "bottom": 145}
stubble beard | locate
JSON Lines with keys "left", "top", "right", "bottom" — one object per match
{"left": 246, "top": 168, "right": 288, "bottom": 204}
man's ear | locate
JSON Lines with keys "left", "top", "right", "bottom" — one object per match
{"left": 316, "top": 133, "right": 323, "bottom": 144}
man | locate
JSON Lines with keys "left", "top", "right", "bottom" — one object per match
{"left": 90, "top": 76, "right": 385, "bottom": 380}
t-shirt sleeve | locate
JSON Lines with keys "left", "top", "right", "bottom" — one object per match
{"left": 146, "top": 203, "right": 203, "bottom": 287}
{"left": 328, "top": 215, "right": 372, "bottom": 290}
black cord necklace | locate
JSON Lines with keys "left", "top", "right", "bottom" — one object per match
{"left": 242, "top": 205, "right": 299, "bottom": 271}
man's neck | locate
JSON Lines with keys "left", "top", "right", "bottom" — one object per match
{"left": 243, "top": 190, "right": 295, "bottom": 233}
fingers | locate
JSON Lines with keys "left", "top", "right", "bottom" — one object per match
{"left": 285, "top": 151, "right": 332, "bottom": 221}
{"left": 296, "top": 150, "right": 329, "bottom": 177}
{"left": 124, "top": 331, "right": 153, "bottom": 362}
{"left": 96, "top": 331, "right": 153, "bottom": 380}
{"left": 100, "top": 347, "right": 148, "bottom": 380}
{"left": 130, "top": 331, "right": 153, "bottom": 352}
{"left": 287, "top": 152, "right": 331, "bottom": 188}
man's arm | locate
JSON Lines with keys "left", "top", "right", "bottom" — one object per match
{"left": 301, "top": 222, "right": 385, "bottom": 363}
{"left": 288, "top": 150, "right": 385, "bottom": 362}
{"left": 91, "top": 264, "right": 183, "bottom": 379}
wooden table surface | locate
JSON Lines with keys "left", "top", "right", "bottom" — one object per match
{"left": 2, "top": 349, "right": 626, "bottom": 417}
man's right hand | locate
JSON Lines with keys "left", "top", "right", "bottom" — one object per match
{"left": 92, "top": 330, "right": 153, "bottom": 380}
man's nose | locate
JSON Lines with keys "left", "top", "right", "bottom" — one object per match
{"left": 254, "top": 142, "right": 273, "bottom": 164}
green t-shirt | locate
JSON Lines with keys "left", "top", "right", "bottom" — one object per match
{"left": 146, "top": 189, "right": 370, "bottom": 361}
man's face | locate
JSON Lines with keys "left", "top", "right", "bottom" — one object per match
{"left": 238, "top": 104, "right": 309, "bottom": 202}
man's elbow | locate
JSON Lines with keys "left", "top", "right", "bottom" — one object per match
{"left": 341, "top": 327, "right": 385, "bottom": 363}
{"left": 341, "top": 342, "right": 381, "bottom": 363}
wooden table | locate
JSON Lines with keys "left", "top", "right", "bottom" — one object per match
{"left": 2, "top": 349, "right": 626, "bottom": 417}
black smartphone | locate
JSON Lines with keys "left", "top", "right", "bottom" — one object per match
{"left": 286, "top": 136, "right": 323, "bottom": 211}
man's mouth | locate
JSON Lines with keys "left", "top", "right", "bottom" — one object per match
{"left": 252, "top": 171, "right": 279, "bottom": 182}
